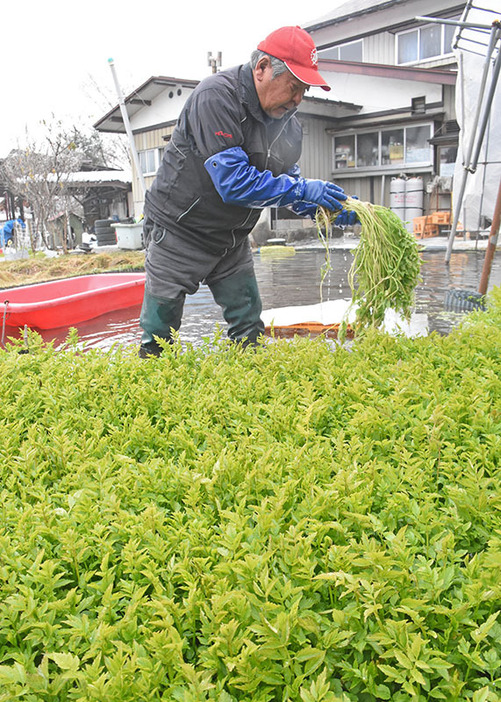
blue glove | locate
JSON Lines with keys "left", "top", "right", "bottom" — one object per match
{"left": 334, "top": 209, "right": 358, "bottom": 227}
{"left": 302, "top": 179, "right": 347, "bottom": 211}
{"left": 292, "top": 201, "right": 318, "bottom": 219}
{"left": 333, "top": 196, "right": 360, "bottom": 228}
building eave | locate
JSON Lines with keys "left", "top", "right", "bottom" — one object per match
{"left": 94, "top": 75, "right": 199, "bottom": 134}
{"left": 299, "top": 94, "right": 362, "bottom": 119}
{"left": 318, "top": 59, "right": 457, "bottom": 85}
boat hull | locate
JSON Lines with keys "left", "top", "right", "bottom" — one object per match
{"left": 2, "top": 273, "right": 146, "bottom": 330}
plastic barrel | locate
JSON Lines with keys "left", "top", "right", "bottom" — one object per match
{"left": 405, "top": 177, "right": 424, "bottom": 232}
{"left": 390, "top": 178, "right": 406, "bottom": 222}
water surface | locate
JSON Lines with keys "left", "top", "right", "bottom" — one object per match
{"left": 2, "top": 248, "right": 499, "bottom": 351}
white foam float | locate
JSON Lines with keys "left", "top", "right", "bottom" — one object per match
{"left": 261, "top": 299, "right": 428, "bottom": 339}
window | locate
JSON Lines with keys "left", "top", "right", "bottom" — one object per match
{"left": 357, "top": 132, "right": 379, "bottom": 167}
{"left": 398, "top": 30, "right": 418, "bottom": 63}
{"left": 334, "top": 136, "right": 355, "bottom": 169}
{"left": 438, "top": 145, "right": 457, "bottom": 177}
{"left": 420, "top": 24, "right": 442, "bottom": 59}
{"left": 382, "top": 129, "right": 404, "bottom": 166}
{"left": 334, "top": 124, "right": 433, "bottom": 171}
{"left": 396, "top": 19, "right": 459, "bottom": 64}
{"left": 139, "top": 148, "right": 163, "bottom": 175}
{"left": 411, "top": 96, "right": 426, "bottom": 114}
{"left": 406, "top": 125, "right": 432, "bottom": 163}
{"left": 319, "top": 40, "right": 363, "bottom": 62}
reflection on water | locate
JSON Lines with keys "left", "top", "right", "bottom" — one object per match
{"left": 2, "top": 249, "right": 500, "bottom": 351}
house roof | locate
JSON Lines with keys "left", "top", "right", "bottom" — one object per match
{"left": 64, "top": 170, "right": 132, "bottom": 187}
{"left": 94, "top": 75, "right": 199, "bottom": 134}
{"left": 304, "top": 0, "right": 407, "bottom": 29}
{"left": 44, "top": 170, "right": 132, "bottom": 189}
{"left": 299, "top": 94, "right": 362, "bottom": 118}
{"left": 304, "top": 0, "right": 465, "bottom": 31}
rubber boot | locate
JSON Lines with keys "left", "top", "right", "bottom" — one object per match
{"left": 209, "top": 270, "right": 265, "bottom": 345}
{"left": 139, "top": 289, "right": 184, "bottom": 357}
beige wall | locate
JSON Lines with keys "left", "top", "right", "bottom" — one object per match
{"left": 131, "top": 125, "right": 176, "bottom": 217}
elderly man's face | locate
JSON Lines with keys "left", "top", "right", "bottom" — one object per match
{"left": 253, "top": 57, "right": 309, "bottom": 119}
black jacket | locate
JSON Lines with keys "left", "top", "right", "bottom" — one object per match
{"left": 144, "top": 63, "right": 302, "bottom": 254}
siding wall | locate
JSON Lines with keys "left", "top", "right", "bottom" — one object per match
{"left": 132, "top": 125, "right": 176, "bottom": 215}
{"left": 364, "top": 31, "right": 395, "bottom": 64}
{"left": 298, "top": 117, "right": 334, "bottom": 180}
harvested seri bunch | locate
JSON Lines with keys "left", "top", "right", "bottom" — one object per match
{"left": 316, "top": 198, "right": 422, "bottom": 335}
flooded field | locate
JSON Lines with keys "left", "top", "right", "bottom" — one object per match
{"left": 2, "top": 247, "right": 500, "bottom": 352}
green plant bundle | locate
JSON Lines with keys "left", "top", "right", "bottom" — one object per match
{"left": 0, "top": 291, "right": 500, "bottom": 701}
{"left": 316, "top": 201, "right": 422, "bottom": 334}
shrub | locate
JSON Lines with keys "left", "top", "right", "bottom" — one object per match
{"left": 0, "top": 289, "right": 500, "bottom": 701}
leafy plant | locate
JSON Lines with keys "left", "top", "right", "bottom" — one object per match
{"left": 316, "top": 200, "right": 422, "bottom": 336}
{"left": 0, "top": 289, "right": 500, "bottom": 700}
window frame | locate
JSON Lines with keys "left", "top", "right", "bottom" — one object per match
{"left": 138, "top": 148, "right": 164, "bottom": 176}
{"left": 333, "top": 123, "right": 434, "bottom": 173}
{"left": 319, "top": 39, "right": 364, "bottom": 62}
{"left": 396, "top": 21, "right": 457, "bottom": 65}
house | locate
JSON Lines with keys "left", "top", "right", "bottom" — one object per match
{"left": 1, "top": 152, "right": 132, "bottom": 248}
{"left": 300, "top": 0, "right": 470, "bottom": 232}
{"left": 64, "top": 169, "right": 133, "bottom": 231}
{"left": 95, "top": 0, "right": 475, "bottom": 238}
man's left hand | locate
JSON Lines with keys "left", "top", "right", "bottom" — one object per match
{"left": 334, "top": 208, "right": 359, "bottom": 227}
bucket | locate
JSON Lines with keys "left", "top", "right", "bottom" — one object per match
{"left": 114, "top": 223, "right": 144, "bottom": 250}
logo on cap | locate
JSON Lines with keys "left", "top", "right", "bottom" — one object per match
{"left": 310, "top": 48, "right": 318, "bottom": 67}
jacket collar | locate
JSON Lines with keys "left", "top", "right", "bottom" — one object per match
{"left": 240, "top": 62, "right": 270, "bottom": 124}
{"left": 239, "top": 62, "right": 299, "bottom": 128}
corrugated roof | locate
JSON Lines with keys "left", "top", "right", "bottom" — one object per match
{"left": 303, "top": 0, "right": 407, "bottom": 30}
{"left": 65, "top": 170, "right": 132, "bottom": 184}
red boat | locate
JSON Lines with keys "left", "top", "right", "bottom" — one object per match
{"left": 1, "top": 273, "right": 146, "bottom": 330}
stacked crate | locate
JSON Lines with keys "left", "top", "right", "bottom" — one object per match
{"left": 413, "top": 216, "right": 439, "bottom": 238}
{"left": 430, "top": 211, "right": 451, "bottom": 226}
{"left": 413, "top": 211, "right": 451, "bottom": 238}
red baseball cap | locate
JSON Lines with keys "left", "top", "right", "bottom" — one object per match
{"left": 257, "top": 25, "right": 331, "bottom": 92}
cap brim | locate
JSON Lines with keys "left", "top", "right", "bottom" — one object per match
{"left": 285, "top": 61, "right": 331, "bottom": 91}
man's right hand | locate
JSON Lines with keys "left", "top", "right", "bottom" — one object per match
{"left": 301, "top": 179, "right": 347, "bottom": 211}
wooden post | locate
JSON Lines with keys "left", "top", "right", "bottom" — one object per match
{"left": 478, "top": 179, "right": 501, "bottom": 296}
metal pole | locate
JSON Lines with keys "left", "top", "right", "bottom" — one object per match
{"left": 445, "top": 24, "right": 501, "bottom": 263}
{"left": 108, "top": 58, "right": 147, "bottom": 199}
{"left": 416, "top": 16, "right": 496, "bottom": 30}
{"left": 478, "top": 178, "right": 501, "bottom": 296}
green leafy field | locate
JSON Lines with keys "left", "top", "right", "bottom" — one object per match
{"left": 1, "top": 290, "right": 500, "bottom": 701}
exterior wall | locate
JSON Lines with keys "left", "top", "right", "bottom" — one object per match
{"left": 363, "top": 31, "right": 395, "bottom": 65}
{"left": 300, "top": 0, "right": 463, "bottom": 231}
{"left": 442, "top": 84, "right": 456, "bottom": 121}
{"left": 297, "top": 116, "right": 335, "bottom": 180}
{"left": 309, "top": 0, "right": 464, "bottom": 48}
{"left": 131, "top": 124, "right": 176, "bottom": 217}
{"left": 128, "top": 85, "right": 196, "bottom": 218}
{"left": 330, "top": 72, "right": 443, "bottom": 115}
{"left": 361, "top": 31, "right": 459, "bottom": 69}
{"left": 132, "top": 87, "right": 193, "bottom": 131}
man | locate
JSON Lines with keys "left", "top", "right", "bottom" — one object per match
{"left": 139, "top": 25, "right": 356, "bottom": 357}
